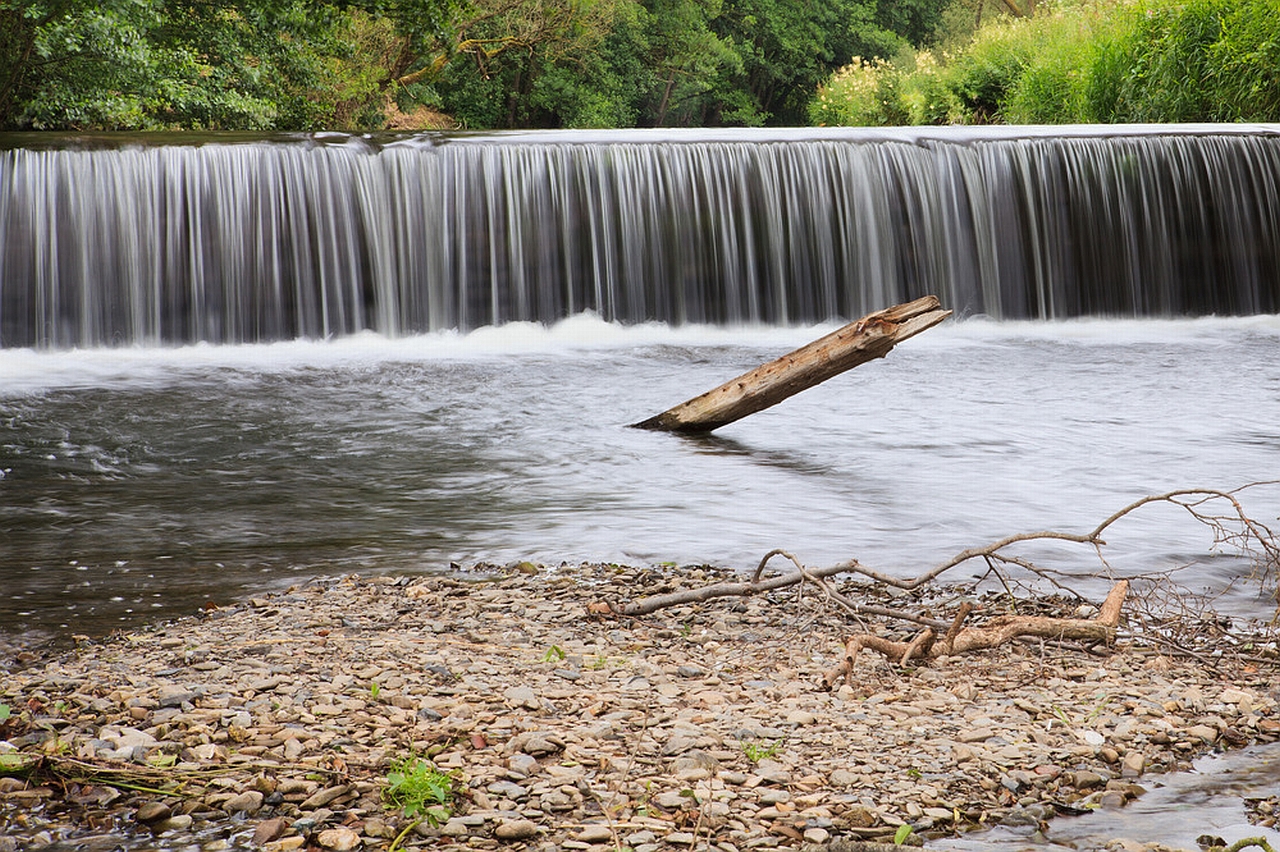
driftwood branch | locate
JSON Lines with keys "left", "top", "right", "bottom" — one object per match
{"left": 589, "top": 484, "right": 1279, "bottom": 675}
{"left": 632, "top": 295, "right": 951, "bottom": 433}
{"left": 821, "top": 581, "right": 1130, "bottom": 688}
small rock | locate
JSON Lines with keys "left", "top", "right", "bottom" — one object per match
{"left": 1186, "top": 725, "right": 1219, "bottom": 743}
{"left": 576, "top": 825, "right": 615, "bottom": 843}
{"left": 784, "top": 710, "right": 816, "bottom": 725}
{"left": 155, "top": 815, "right": 194, "bottom": 832}
{"left": 665, "top": 832, "right": 696, "bottom": 845}
{"left": 504, "top": 686, "right": 541, "bottom": 711}
{"left": 136, "top": 801, "right": 172, "bottom": 823}
{"left": 487, "top": 780, "right": 529, "bottom": 800}
{"left": 253, "top": 817, "right": 290, "bottom": 845}
{"left": 224, "top": 790, "right": 265, "bottom": 814}
{"left": 1072, "top": 770, "right": 1106, "bottom": 789}
{"left": 316, "top": 826, "right": 361, "bottom": 851}
{"left": 439, "top": 818, "right": 471, "bottom": 837}
{"left": 300, "top": 785, "right": 349, "bottom": 809}
{"left": 507, "top": 753, "right": 539, "bottom": 776}
{"left": 803, "top": 828, "right": 830, "bottom": 844}
{"left": 494, "top": 819, "right": 540, "bottom": 840}
{"left": 1121, "top": 751, "right": 1146, "bottom": 777}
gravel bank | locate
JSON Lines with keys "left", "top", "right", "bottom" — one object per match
{"left": 2, "top": 563, "right": 1278, "bottom": 851}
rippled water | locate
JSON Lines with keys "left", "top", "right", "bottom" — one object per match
{"left": 938, "top": 742, "right": 1280, "bottom": 852}
{"left": 2, "top": 314, "right": 1280, "bottom": 646}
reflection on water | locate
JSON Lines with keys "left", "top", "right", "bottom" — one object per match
{"left": 935, "top": 742, "right": 1280, "bottom": 852}
{"left": 2, "top": 315, "right": 1280, "bottom": 645}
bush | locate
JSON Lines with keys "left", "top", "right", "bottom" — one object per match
{"left": 808, "top": 0, "right": 1280, "bottom": 127}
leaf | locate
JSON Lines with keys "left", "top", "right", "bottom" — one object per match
{"left": 0, "top": 752, "right": 35, "bottom": 772}
{"left": 894, "top": 823, "right": 914, "bottom": 845}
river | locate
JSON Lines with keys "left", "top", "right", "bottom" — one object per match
{"left": 3, "top": 313, "right": 1278, "bottom": 648}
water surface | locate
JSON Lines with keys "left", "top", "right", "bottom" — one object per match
{"left": 2, "top": 315, "right": 1279, "bottom": 646}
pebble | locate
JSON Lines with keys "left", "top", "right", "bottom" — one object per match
{"left": 316, "top": 826, "right": 362, "bottom": 850}
{"left": 0, "top": 565, "right": 1276, "bottom": 852}
{"left": 494, "top": 819, "right": 540, "bottom": 840}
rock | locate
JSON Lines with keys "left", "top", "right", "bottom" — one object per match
{"left": 1072, "top": 770, "right": 1107, "bottom": 789}
{"left": 1186, "top": 725, "right": 1219, "bottom": 743}
{"left": 504, "top": 686, "right": 541, "bottom": 711}
{"left": 494, "top": 819, "right": 540, "bottom": 840}
{"left": 300, "top": 785, "right": 349, "bottom": 809}
{"left": 1121, "top": 751, "right": 1146, "bottom": 777}
{"left": 507, "top": 753, "right": 539, "bottom": 776}
{"left": 253, "top": 817, "right": 290, "bottom": 845}
{"left": 576, "top": 825, "right": 615, "bottom": 843}
{"left": 155, "top": 815, "right": 194, "bottom": 832}
{"left": 439, "top": 818, "right": 471, "bottom": 837}
{"left": 487, "top": 780, "right": 529, "bottom": 801}
{"left": 316, "top": 826, "right": 361, "bottom": 851}
{"left": 829, "top": 769, "right": 859, "bottom": 787}
{"left": 224, "top": 790, "right": 265, "bottom": 814}
{"left": 135, "top": 801, "right": 172, "bottom": 823}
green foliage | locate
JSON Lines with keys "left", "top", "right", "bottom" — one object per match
{"left": 741, "top": 739, "right": 783, "bottom": 762}
{"left": 0, "top": 704, "right": 10, "bottom": 723}
{"left": 894, "top": 823, "right": 915, "bottom": 845}
{"left": 384, "top": 756, "right": 456, "bottom": 825}
{"left": 541, "top": 645, "right": 566, "bottom": 662}
{"left": 810, "top": 0, "right": 1280, "bottom": 127}
{"left": 1, "top": 0, "right": 951, "bottom": 130}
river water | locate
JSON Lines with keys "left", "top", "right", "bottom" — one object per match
{"left": 2, "top": 313, "right": 1279, "bottom": 648}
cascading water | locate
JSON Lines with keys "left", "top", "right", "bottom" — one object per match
{"left": 2, "top": 125, "right": 1279, "bottom": 349}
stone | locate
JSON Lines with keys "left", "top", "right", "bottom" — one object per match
{"left": 224, "top": 790, "right": 265, "bottom": 814}
{"left": 316, "top": 826, "right": 362, "bottom": 851}
{"left": 504, "top": 686, "right": 541, "bottom": 711}
{"left": 494, "top": 819, "right": 540, "bottom": 840}
{"left": 576, "top": 825, "right": 615, "bottom": 843}
{"left": 253, "top": 817, "right": 290, "bottom": 845}
{"left": 1121, "top": 751, "right": 1146, "bottom": 777}
{"left": 300, "top": 785, "right": 349, "bottom": 809}
{"left": 155, "top": 815, "right": 194, "bottom": 832}
{"left": 135, "top": 801, "right": 172, "bottom": 823}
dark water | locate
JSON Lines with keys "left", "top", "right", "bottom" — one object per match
{"left": 3, "top": 316, "right": 1279, "bottom": 646}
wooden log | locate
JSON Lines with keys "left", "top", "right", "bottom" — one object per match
{"left": 821, "top": 580, "right": 1130, "bottom": 688}
{"left": 631, "top": 295, "right": 952, "bottom": 433}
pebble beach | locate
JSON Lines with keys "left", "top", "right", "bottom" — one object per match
{"left": 2, "top": 563, "right": 1279, "bottom": 852}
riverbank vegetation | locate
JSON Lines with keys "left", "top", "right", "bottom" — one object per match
{"left": 2, "top": 0, "right": 1277, "bottom": 132}
{"left": 811, "top": 0, "right": 1280, "bottom": 126}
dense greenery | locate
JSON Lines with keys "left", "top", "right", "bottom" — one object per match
{"left": 6, "top": 0, "right": 1276, "bottom": 131}
{"left": 0, "top": 0, "right": 945, "bottom": 130}
{"left": 811, "top": 0, "right": 1280, "bottom": 126}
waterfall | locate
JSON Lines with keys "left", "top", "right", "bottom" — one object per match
{"left": 2, "top": 126, "right": 1278, "bottom": 348}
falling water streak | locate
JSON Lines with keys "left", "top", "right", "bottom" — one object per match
{"left": 2, "top": 126, "right": 1279, "bottom": 348}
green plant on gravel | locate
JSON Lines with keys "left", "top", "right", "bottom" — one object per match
{"left": 542, "top": 645, "right": 566, "bottom": 663}
{"left": 0, "top": 704, "right": 10, "bottom": 723}
{"left": 741, "top": 739, "right": 783, "bottom": 763}
{"left": 384, "top": 756, "right": 456, "bottom": 825}
{"left": 894, "top": 823, "right": 916, "bottom": 845}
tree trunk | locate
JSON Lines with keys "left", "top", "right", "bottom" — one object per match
{"left": 631, "top": 295, "right": 951, "bottom": 433}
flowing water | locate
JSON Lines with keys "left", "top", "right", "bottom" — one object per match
{"left": 3, "top": 314, "right": 1279, "bottom": 648}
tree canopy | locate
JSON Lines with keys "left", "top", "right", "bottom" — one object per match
{"left": 0, "top": 0, "right": 949, "bottom": 131}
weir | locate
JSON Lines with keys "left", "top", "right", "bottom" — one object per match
{"left": 1, "top": 125, "right": 1279, "bottom": 348}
